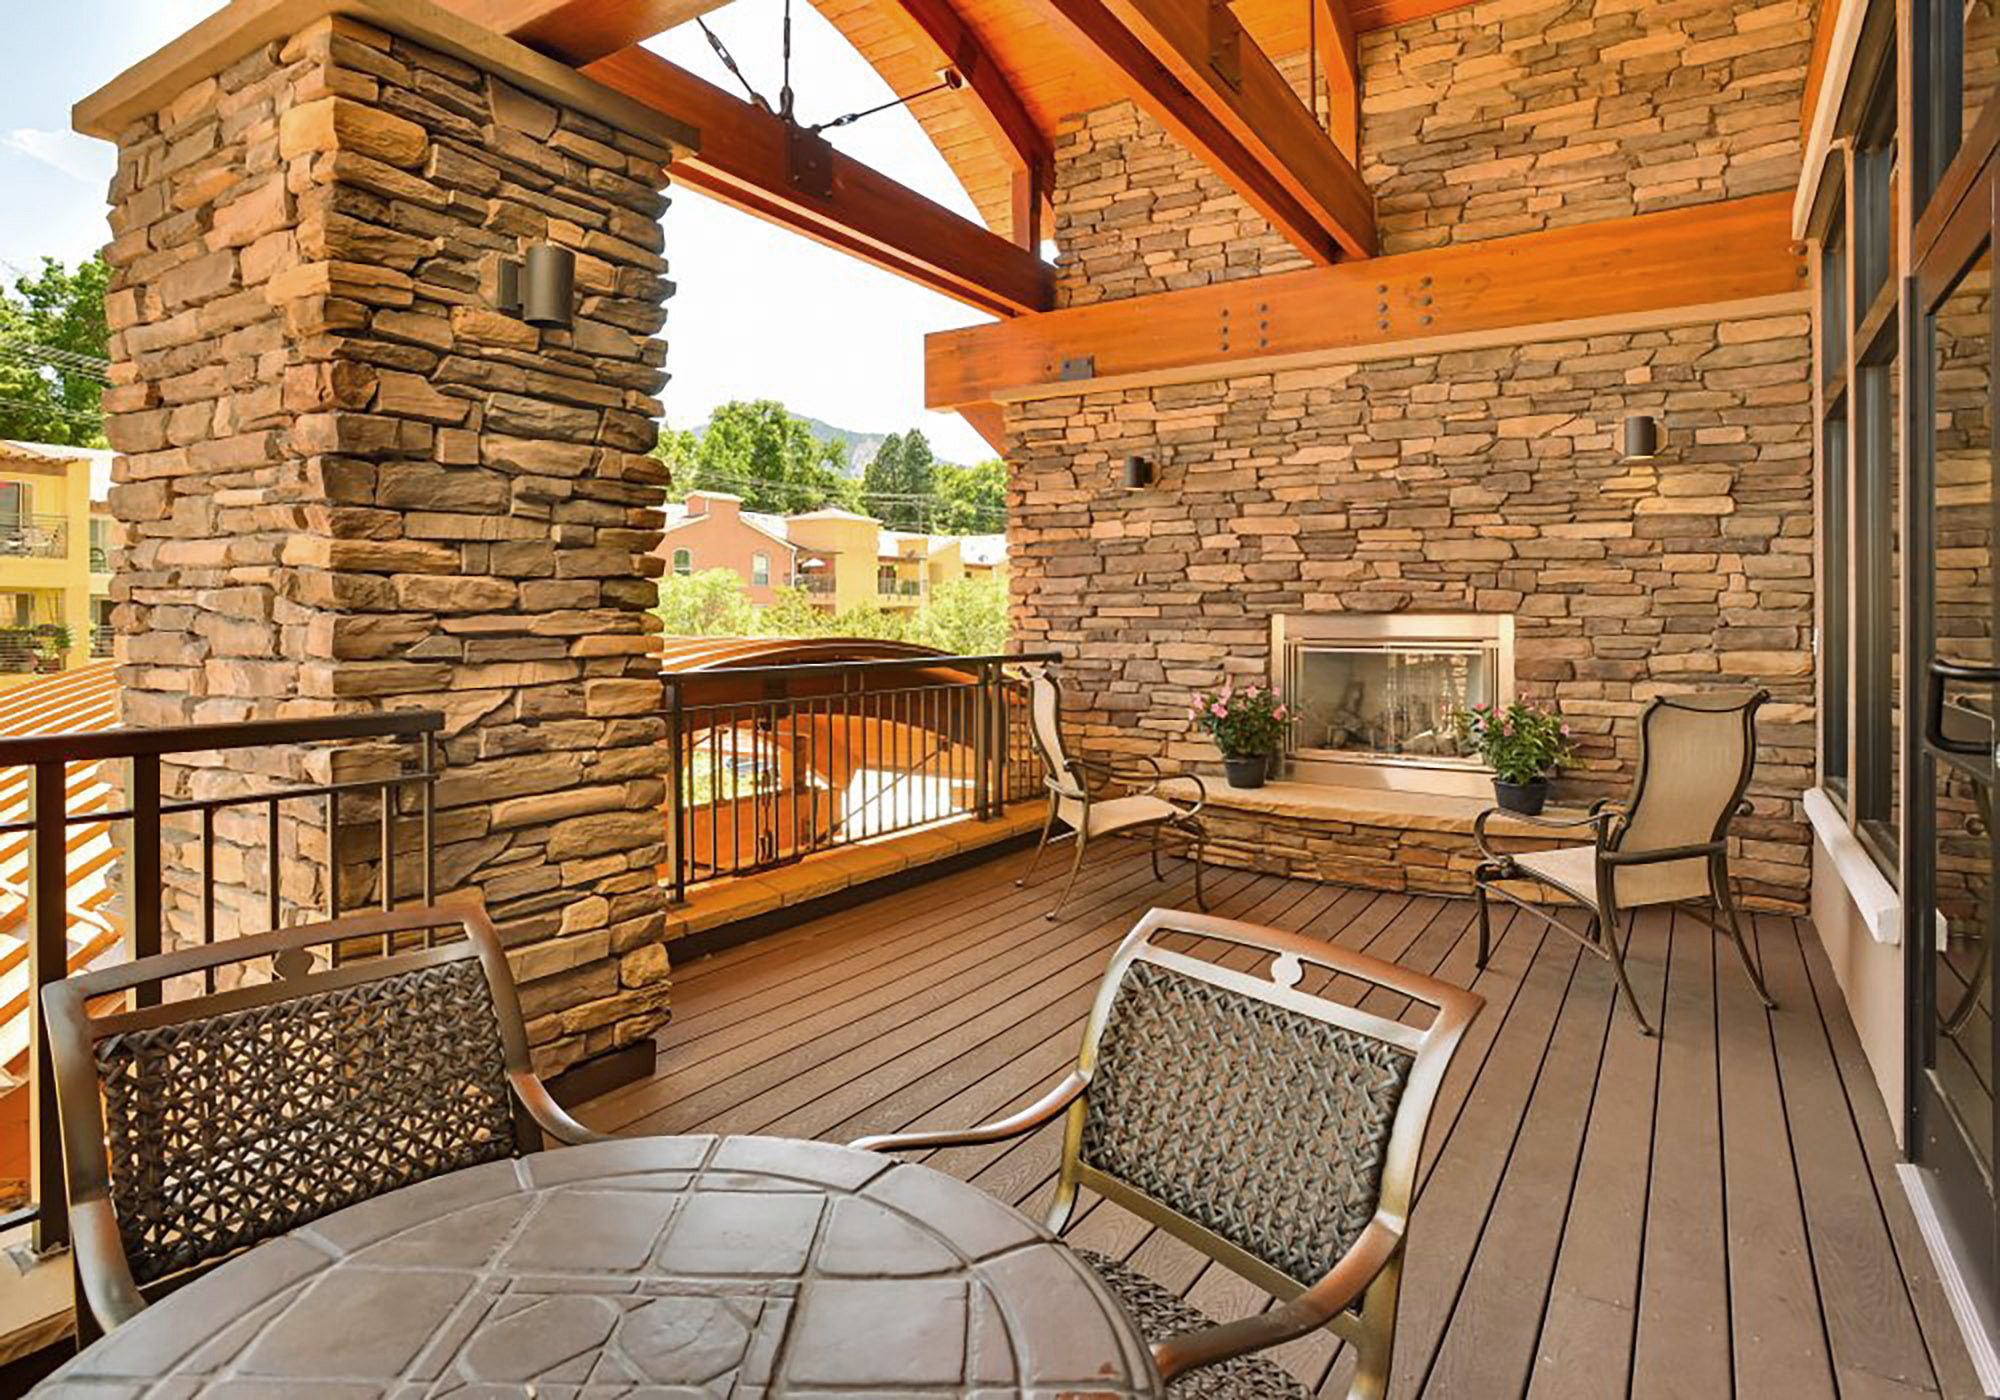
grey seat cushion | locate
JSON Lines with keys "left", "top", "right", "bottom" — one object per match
{"left": 1076, "top": 1248, "right": 1314, "bottom": 1400}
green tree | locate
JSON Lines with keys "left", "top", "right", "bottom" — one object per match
{"left": 655, "top": 568, "right": 758, "bottom": 636}
{"left": 0, "top": 254, "right": 110, "bottom": 447}
{"left": 910, "top": 577, "right": 1010, "bottom": 654}
{"left": 862, "top": 430, "right": 938, "bottom": 530}
{"left": 656, "top": 401, "right": 855, "bottom": 514}
{"left": 932, "top": 459, "right": 1006, "bottom": 534}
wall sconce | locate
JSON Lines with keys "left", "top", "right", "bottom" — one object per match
{"left": 1121, "top": 454, "right": 1154, "bottom": 490}
{"left": 494, "top": 244, "right": 577, "bottom": 330}
{"left": 1622, "top": 414, "right": 1662, "bottom": 461}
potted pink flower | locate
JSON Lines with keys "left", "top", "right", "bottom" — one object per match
{"left": 1189, "top": 682, "right": 1291, "bottom": 790}
{"left": 1451, "top": 699, "right": 1575, "bottom": 815}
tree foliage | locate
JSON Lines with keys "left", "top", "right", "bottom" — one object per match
{"left": 657, "top": 400, "right": 857, "bottom": 514}
{"left": 931, "top": 458, "right": 1006, "bottom": 534}
{"left": 655, "top": 571, "right": 1009, "bottom": 656}
{"left": 861, "top": 429, "right": 938, "bottom": 530}
{"left": 654, "top": 568, "right": 759, "bottom": 636}
{"left": 0, "top": 254, "right": 109, "bottom": 447}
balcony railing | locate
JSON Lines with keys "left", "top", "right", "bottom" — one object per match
{"left": 877, "top": 578, "right": 922, "bottom": 597}
{"left": 1, "top": 711, "right": 442, "bottom": 1253}
{"left": 90, "top": 624, "right": 113, "bottom": 658}
{"left": 0, "top": 515, "right": 70, "bottom": 560}
{"left": 793, "top": 573, "right": 835, "bottom": 595}
{"left": 664, "top": 652, "right": 1055, "bottom": 900}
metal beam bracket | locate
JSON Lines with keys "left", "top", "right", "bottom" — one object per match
{"left": 786, "top": 124, "right": 835, "bottom": 199}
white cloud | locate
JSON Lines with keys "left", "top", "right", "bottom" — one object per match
{"left": 2, "top": 127, "right": 107, "bottom": 186}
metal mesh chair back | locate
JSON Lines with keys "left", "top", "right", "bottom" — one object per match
{"left": 94, "top": 955, "right": 516, "bottom": 1286}
{"left": 1610, "top": 691, "right": 1764, "bottom": 905}
{"left": 1080, "top": 957, "right": 1413, "bottom": 1286}
{"left": 41, "top": 902, "right": 567, "bottom": 1329}
{"left": 1061, "top": 909, "right": 1479, "bottom": 1313}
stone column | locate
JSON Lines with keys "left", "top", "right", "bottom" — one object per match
{"left": 90, "top": 10, "right": 686, "bottom": 1075}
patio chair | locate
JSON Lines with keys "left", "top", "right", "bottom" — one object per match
{"left": 851, "top": 907, "right": 1482, "bottom": 1399}
{"left": 1471, "top": 689, "right": 1775, "bottom": 1037}
{"left": 40, "top": 899, "right": 607, "bottom": 1340}
{"left": 1020, "top": 665, "right": 1208, "bottom": 919}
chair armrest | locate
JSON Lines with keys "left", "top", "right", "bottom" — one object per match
{"left": 1075, "top": 755, "right": 1165, "bottom": 794}
{"left": 71, "top": 1196, "right": 147, "bottom": 1332}
{"left": 1169, "top": 770, "right": 1206, "bottom": 818}
{"left": 511, "top": 1069, "right": 617, "bottom": 1147}
{"left": 1150, "top": 1218, "right": 1403, "bottom": 1383}
{"left": 848, "top": 1072, "right": 1087, "bottom": 1153}
{"left": 1472, "top": 806, "right": 1617, "bottom": 865}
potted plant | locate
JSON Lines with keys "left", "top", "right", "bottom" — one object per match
{"left": 1452, "top": 699, "right": 1575, "bottom": 815}
{"left": 31, "top": 624, "right": 71, "bottom": 674}
{"left": 1189, "top": 682, "right": 1290, "bottom": 790}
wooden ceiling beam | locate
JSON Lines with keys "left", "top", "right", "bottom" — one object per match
{"left": 1027, "top": 0, "right": 1373, "bottom": 262}
{"left": 1315, "top": 0, "right": 1359, "bottom": 164}
{"left": 926, "top": 194, "right": 1808, "bottom": 407}
{"left": 584, "top": 46, "right": 1054, "bottom": 317}
{"left": 436, "top": 0, "right": 724, "bottom": 65}
{"left": 881, "top": 0, "right": 1055, "bottom": 246}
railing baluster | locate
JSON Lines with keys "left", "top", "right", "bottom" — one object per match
{"left": 129, "top": 754, "right": 163, "bottom": 1008}
{"left": 379, "top": 781, "right": 395, "bottom": 923}
{"left": 421, "top": 730, "right": 437, "bottom": 911}
{"left": 266, "top": 796, "right": 281, "bottom": 933}
{"left": 666, "top": 678, "right": 686, "bottom": 905}
{"left": 28, "top": 759, "right": 69, "bottom": 1251}
{"left": 202, "top": 805, "right": 217, "bottom": 992}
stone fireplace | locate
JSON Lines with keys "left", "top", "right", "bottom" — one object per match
{"left": 1273, "top": 614, "right": 1514, "bottom": 798}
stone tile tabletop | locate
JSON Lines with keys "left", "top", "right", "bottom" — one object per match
{"left": 36, "top": 1135, "right": 1161, "bottom": 1398}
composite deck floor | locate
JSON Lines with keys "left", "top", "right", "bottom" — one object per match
{"left": 578, "top": 838, "right": 1982, "bottom": 1399}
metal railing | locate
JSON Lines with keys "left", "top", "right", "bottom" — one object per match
{"left": 90, "top": 625, "right": 112, "bottom": 658}
{"left": 1, "top": 711, "right": 442, "bottom": 1253}
{"left": 0, "top": 515, "right": 70, "bottom": 560}
{"left": 664, "top": 652, "right": 1055, "bottom": 901}
{"left": 793, "top": 573, "right": 835, "bottom": 595}
{"left": 877, "top": 578, "right": 923, "bottom": 598}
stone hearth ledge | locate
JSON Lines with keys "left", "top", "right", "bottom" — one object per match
{"left": 1158, "top": 777, "right": 1583, "bottom": 839}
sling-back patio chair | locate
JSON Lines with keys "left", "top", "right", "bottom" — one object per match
{"left": 1471, "top": 689, "right": 1775, "bottom": 1037}
{"left": 852, "top": 907, "right": 1482, "bottom": 1399}
{"left": 1020, "top": 665, "right": 1208, "bottom": 919}
{"left": 41, "top": 899, "right": 606, "bottom": 1341}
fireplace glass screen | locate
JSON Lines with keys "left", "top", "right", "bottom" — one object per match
{"left": 1289, "top": 646, "right": 1494, "bottom": 762}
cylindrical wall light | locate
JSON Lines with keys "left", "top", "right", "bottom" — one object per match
{"left": 523, "top": 243, "right": 577, "bottom": 330}
{"left": 1622, "top": 414, "right": 1662, "bottom": 461}
{"left": 1121, "top": 454, "right": 1153, "bottom": 490}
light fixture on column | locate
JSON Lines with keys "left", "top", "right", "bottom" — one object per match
{"left": 1121, "top": 454, "right": 1153, "bottom": 490}
{"left": 1622, "top": 414, "right": 1662, "bottom": 461}
{"left": 492, "top": 244, "right": 577, "bottom": 330}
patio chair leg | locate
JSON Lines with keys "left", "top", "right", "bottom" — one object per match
{"left": 1018, "top": 796, "right": 1058, "bottom": 890}
{"left": 1599, "top": 911, "right": 1657, "bottom": 1037}
{"left": 1150, "top": 823, "right": 1164, "bottom": 881}
{"left": 1717, "top": 880, "right": 1777, "bottom": 1010}
{"left": 1048, "top": 827, "right": 1090, "bottom": 921}
{"left": 1475, "top": 877, "right": 1492, "bottom": 969}
{"left": 1190, "top": 823, "right": 1208, "bottom": 911}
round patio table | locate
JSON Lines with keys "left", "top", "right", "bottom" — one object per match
{"left": 36, "top": 1134, "right": 1161, "bottom": 1398}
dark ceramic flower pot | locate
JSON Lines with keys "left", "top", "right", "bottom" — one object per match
{"left": 1492, "top": 778, "right": 1549, "bottom": 815}
{"left": 1224, "top": 754, "right": 1270, "bottom": 790}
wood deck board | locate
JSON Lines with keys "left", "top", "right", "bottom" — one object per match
{"left": 581, "top": 845, "right": 1977, "bottom": 1398}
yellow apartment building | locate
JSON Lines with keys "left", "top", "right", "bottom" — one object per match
{"left": 0, "top": 442, "right": 114, "bottom": 677}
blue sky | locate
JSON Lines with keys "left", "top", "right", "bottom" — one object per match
{"left": 0, "top": 0, "right": 994, "bottom": 461}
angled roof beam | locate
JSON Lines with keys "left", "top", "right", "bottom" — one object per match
{"left": 585, "top": 46, "right": 1054, "bottom": 317}
{"left": 1025, "top": 0, "right": 1373, "bottom": 261}
{"left": 438, "top": 0, "right": 726, "bottom": 65}
{"left": 881, "top": 0, "right": 1055, "bottom": 247}
{"left": 1315, "top": 0, "right": 1359, "bottom": 164}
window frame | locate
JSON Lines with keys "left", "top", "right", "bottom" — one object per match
{"left": 672, "top": 547, "right": 693, "bottom": 577}
{"left": 751, "top": 552, "right": 770, "bottom": 587}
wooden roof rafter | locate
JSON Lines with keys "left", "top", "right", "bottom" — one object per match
{"left": 877, "top": 0, "right": 1057, "bottom": 246}
{"left": 1028, "top": 0, "right": 1374, "bottom": 261}
{"left": 443, "top": 0, "right": 727, "bottom": 63}
{"left": 583, "top": 45, "right": 1055, "bottom": 315}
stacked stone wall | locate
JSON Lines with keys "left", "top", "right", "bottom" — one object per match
{"left": 99, "top": 16, "right": 675, "bottom": 1071}
{"left": 1006, "top": 317, "right": 1817, "bottom": 908}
